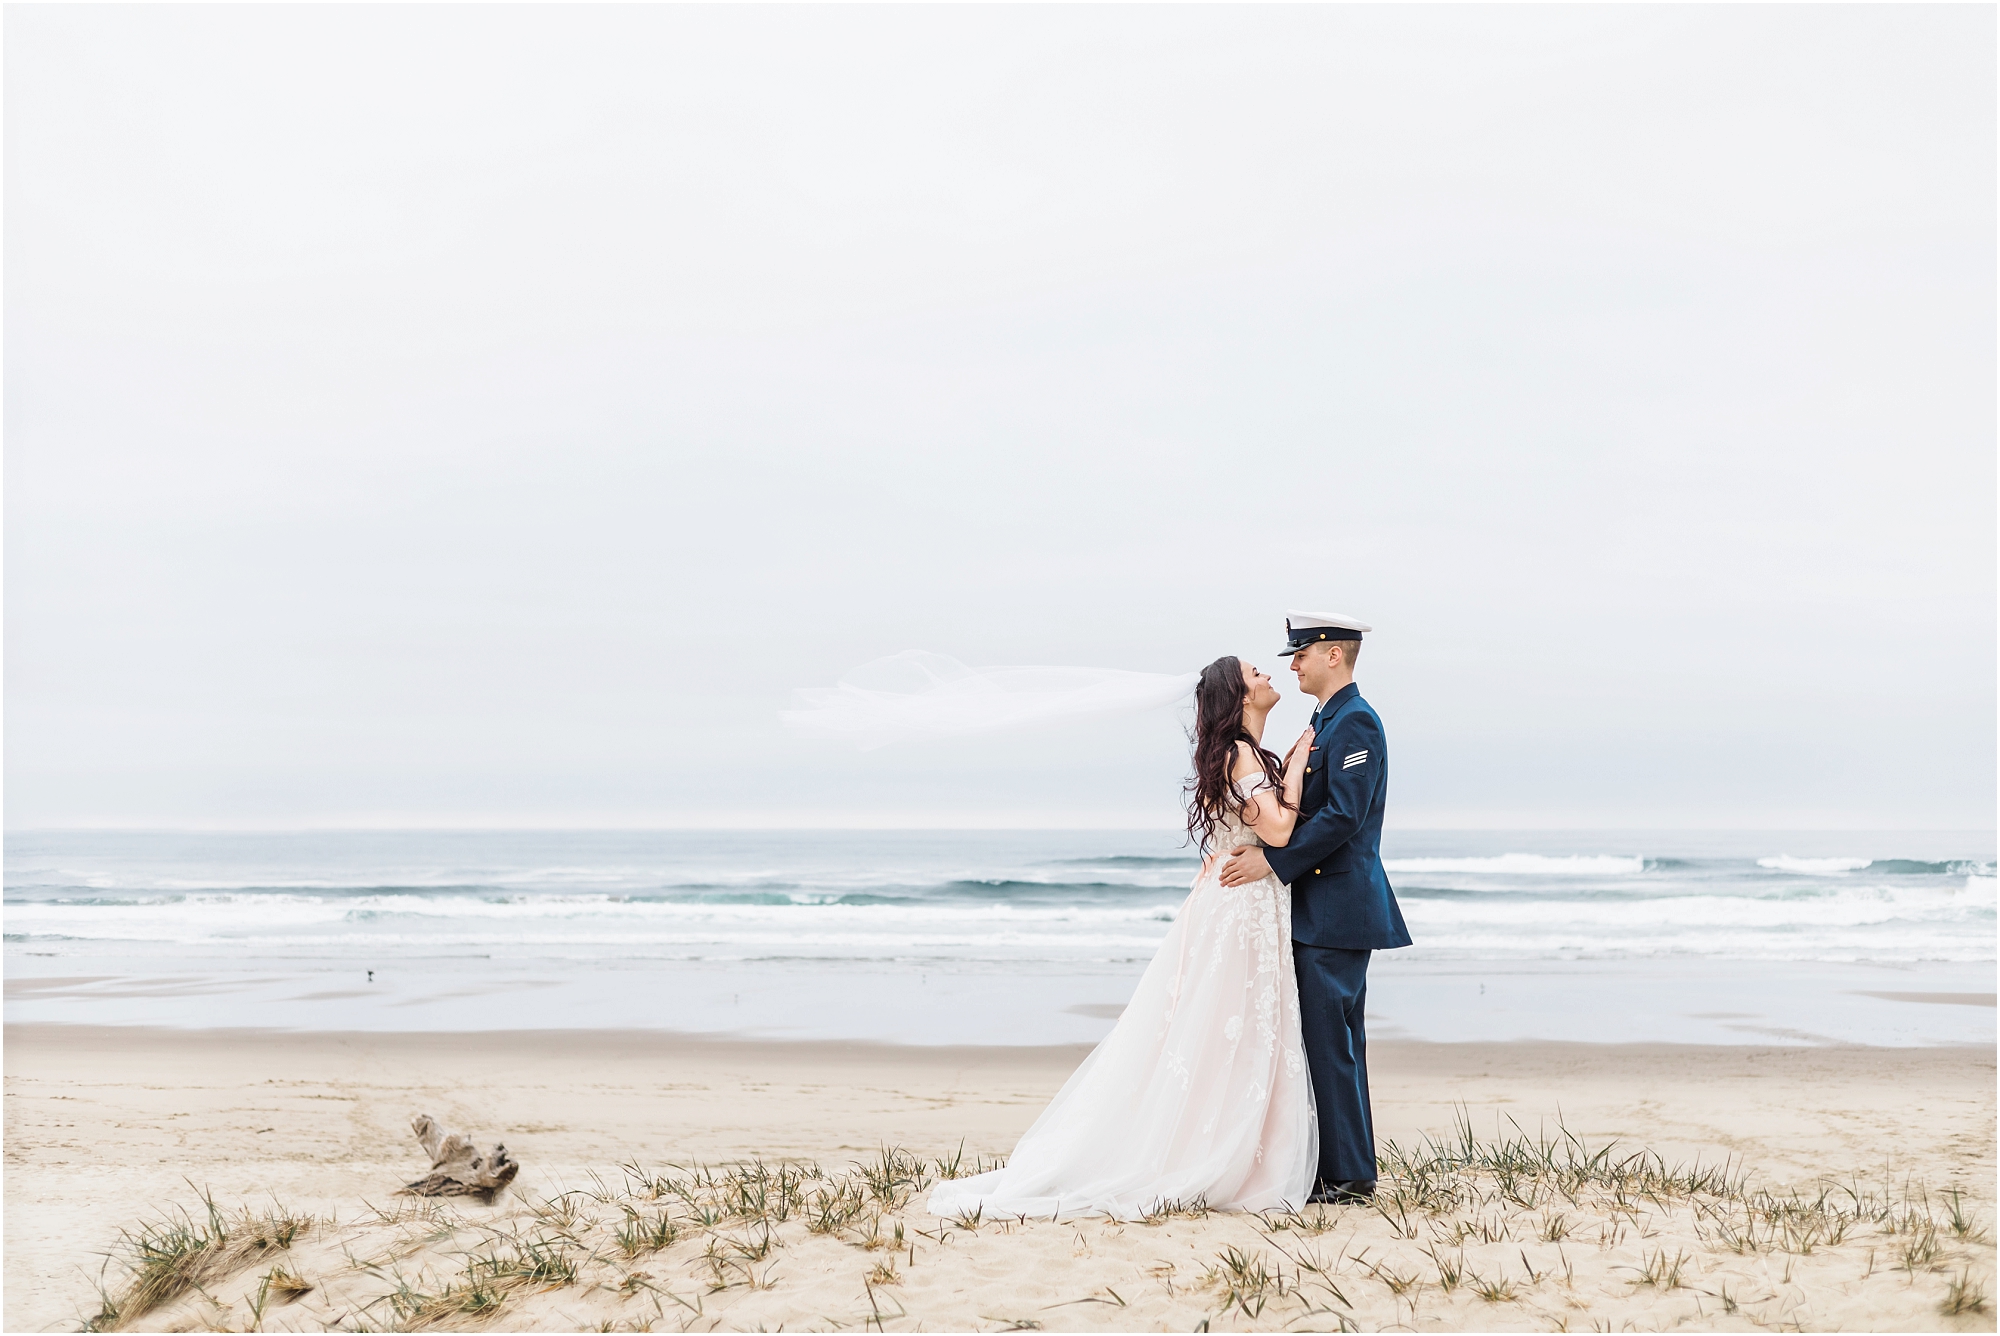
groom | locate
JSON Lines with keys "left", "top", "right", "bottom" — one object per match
{"left": 1218, "top": 610, "right": 1412, "bottom": 1203}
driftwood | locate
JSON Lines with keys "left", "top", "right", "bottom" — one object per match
{"left": 399, "top": 1113, "right": 520, "bottom": 1201}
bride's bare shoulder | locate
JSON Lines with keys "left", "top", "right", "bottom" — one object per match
{"left": 1228, "top": 741, "right": 1263, "bottom": 781}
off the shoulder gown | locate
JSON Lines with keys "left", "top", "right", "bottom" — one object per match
{"left": 926, "top": 774, "right": 1317, "bottom": 1219}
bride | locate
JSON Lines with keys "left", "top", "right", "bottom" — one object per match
{"left": 926, "top": 655, "right": 1317, "bottom": 1220}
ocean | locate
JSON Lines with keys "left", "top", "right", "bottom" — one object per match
{"left": 5, "top": 829, "right": 1993, "bottom": 1046}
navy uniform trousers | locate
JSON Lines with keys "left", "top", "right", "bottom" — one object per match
{"left": 1293, "top": 943, "right": 1375, "bottom": 1186}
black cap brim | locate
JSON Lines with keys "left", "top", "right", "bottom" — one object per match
{"left": 1282, "top": 631, "right": 1361, "bottom": 654}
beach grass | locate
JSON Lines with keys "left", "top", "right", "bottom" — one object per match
{"left": 83, "top": 1121, "right": 1993, "bottom": 1332}
{"left": 84, "top": 1189, "right": 314, "bottom": 1331}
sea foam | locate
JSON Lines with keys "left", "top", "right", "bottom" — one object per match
{"left": 1383, "top": 854, "right": 1645, "bottom": 876}
{"left": 1757, "top": 855, "right": 1874, "bottom": 874}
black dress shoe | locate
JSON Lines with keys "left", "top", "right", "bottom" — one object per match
{"left": 1308, "top": 1179, "right": 1377, "bottom": 1204}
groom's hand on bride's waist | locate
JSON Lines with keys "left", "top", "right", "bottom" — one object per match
{"left": 1218, "top": 847, "right": 1271, "bottom": 886}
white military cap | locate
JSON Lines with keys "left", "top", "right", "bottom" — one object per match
{"left": 1281, "top": 610, "right": 1373, "bottom": 655}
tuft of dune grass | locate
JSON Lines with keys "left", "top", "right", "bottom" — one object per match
{"left": 85, "top": 1187, "right": 313, "bottom": 1331}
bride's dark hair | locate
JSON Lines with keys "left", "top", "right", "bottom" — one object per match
{"left": 1184, "top": 655, "right": 1292, "bottom": 853}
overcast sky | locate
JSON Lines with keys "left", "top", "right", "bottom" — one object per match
{"left": 7, "top": 5, "right": 1993, "bottom": 831}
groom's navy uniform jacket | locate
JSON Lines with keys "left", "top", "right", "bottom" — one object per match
{"left": 1265, "top": 683, "right": 1412, "bottom": 950}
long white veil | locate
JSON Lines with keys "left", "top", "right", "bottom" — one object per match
{"left": 781, "top": 651, "right": 1198, "bottom": 750}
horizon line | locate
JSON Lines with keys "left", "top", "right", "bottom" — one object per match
{"left": 7, "top": 823, "right": 1995, "bottom": 836}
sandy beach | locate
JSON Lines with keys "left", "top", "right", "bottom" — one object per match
{"left": 6, "top": 1024, "right": 1993, "bottom": 1332}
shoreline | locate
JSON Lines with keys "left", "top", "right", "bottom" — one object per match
{"left": 8, "top": 1025, "right": 1994, "bottom": 1330}
{"left": 8, "top": 955, "right": 1994, "bottom": 1047}
{"left": 6, "top": 1017, "right": 1998, "bottom": 1049}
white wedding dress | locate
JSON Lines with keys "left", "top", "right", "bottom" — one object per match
{"left": 926, "top": 774, "right": 1317, "bottom": 1220}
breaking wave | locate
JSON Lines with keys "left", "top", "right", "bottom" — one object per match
{"left": 6, "top": 832, "right": 1992, "bottom": 965}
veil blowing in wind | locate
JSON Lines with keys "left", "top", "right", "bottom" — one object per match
{"left": 779, "top": 650, "right": 1199, "bottom": 749}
